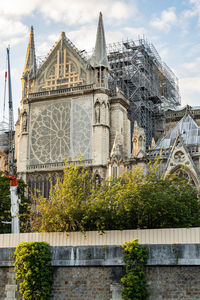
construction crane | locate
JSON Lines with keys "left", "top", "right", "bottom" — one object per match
{"left": 6, "top": 47, "right": 20, "bottom": 234}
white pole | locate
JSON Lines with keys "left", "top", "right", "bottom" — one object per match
{"left": 9, "top": 177, "right": 20, "bottom": 234}
{"left": 10, "top": 186, "right": 20, "bottom": 234}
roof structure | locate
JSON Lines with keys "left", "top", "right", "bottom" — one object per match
{"left": 36, "top": 30, "right": 88, "bottom": 77}
{"left": 90, "top": 12, "right": 109, "bottom": 69}
{"left": 155, "top": 114, "right": 200, "bottom": 149}
{"left": 167, "top": 105, "right": 200, "bottom": 112}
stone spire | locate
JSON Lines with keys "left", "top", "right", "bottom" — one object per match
{"left": 110, "top": 131, "right": 123, "bottom": 160}
{"left": 90, "top": 12, "right": 109, "bottom": 69}
{"left": 22, "top": 26, "right": 36, "bottom": 80}
{"left": 132, "top": 121, "right": 146, "bottom": 156}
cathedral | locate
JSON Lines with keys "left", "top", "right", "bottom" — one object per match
{"left": 0, "top": 13, "right": 200, "bottom": 196}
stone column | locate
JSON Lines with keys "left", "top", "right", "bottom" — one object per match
{"left": 5, "top": 269, "right": 17, "bottom": 299}
{"left": 110, "top": 283, "right": 122, "bottom": 300}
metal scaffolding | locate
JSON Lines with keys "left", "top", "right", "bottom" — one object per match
{"left": 107, "top": 38, "right": 181, "bottom": 147}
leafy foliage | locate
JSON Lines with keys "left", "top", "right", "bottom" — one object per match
{"left": 0, "top": 172, "right": 10, "bottom": 233}
{"left": 14, "top": 242, "right": 52, "bottom": 300}
{"left": 121, "top": 239, "right": 149, "bottom": 300}
{"left": 0, "top": 172, "right": 30, "bottom": 233}
{"left": 31, "top": 162, "right": 94, "bottom": 232}
{"left": 30, "top": 161, "right": 200, "bottom": 232}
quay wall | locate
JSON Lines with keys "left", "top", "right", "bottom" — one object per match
{"left": 1, "top": 230, "right": 200, "bottom": 299}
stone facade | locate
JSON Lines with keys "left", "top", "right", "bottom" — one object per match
{"left": 1, "top": 14, "right": 200, "bottom": 191}
{"left": 12, "top": 13, "right": 131, "bottom": 195}
{"left": 2, "top": 244, "right": 200, "bottom": 299}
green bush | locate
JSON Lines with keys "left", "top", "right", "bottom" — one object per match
{"left": 14, "top": 242, "right": 52, "bottom": 300}
{"left": 30, "top": 161, "right": 200, "bottom": 233}
{"left": 121, "top": 239, "right": 149, "bottom": 300}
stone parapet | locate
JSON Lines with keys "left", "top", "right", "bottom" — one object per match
{"left": 2, "top": 244, "right": 200, "bottom": 267}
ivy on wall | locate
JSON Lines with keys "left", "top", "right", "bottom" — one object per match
{"left": 121, "top": 239, "right": 149, "bottom": 300}
{"left": 14, "top": 241, "right": 52, "bottom": 300}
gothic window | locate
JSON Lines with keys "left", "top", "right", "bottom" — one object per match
{"left": 112, "top": 163, "right": 118, "bottom": 178}
{"left": 171, "top": 168, "right": 196, "bottom": 186}
{"left": 44, "top": 176, "right": 48, "bottom": 198}
{"left": 95, "top": 174, "right": 101, "bottom": 187}
{"left": 30, "top": 99, "right": 92, "bottom": 165}
{"left": 95, "top": 67, "right": 105, "bottom": 86}
{"left": 30, "top": 102, "right": 71, "bottom": 164}
{"left": 138, "top": 135, "right": 143, "bottom": 149}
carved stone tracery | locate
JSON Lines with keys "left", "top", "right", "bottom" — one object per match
{"left": 174, "top": 150, "right": 185, "bottom": 162}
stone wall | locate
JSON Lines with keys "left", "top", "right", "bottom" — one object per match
{"left": 146, "top": 266, "right": 200, "bottom": 300}
{"left": 2, "top": 244, "right": 200, "bottom": 299}
{"left": 51, "top": 266, "right": 122, "bottom": 300}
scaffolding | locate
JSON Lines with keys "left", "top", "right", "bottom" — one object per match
{"left": 107, "top": 38, "right": 181, "bottom": 147}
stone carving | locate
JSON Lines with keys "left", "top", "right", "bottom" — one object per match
{"left": 95, "top": 101, "right": 101, "bottom": 124}
{"left": 132, "top": 121, "right": 146, "bottom": 156}
{"left": 94, "top": 98, "right": 109, "bottom": 125}
{"left": 174, "top": 151, "right": 185, "bottom": 162}
{"left": 101, "top": 102, "right": 106, "bottom": 124}
{"left": 22, "top": 110, "right": 28, "bottom": 132}
{"left": 111, "top": 131, "right": 123, "bottom": 160}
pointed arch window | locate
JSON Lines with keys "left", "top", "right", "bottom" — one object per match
{"left": 171, "top": 167, "right": 197, "bottom": 186}
{"left": 112, "top": 162, "right": 118, "bottom": 178}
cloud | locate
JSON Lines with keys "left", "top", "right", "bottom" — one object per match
{"left": 182, "top": 57, "right": 200, "bottom": 74}
{"left": 0, "top": 0, "right": 136, "bottom": 27}
{"left": 179, "top": 76, "right": 200, "bottom": 106}
{"left": 38, "top": 0, "right": 135, "bottom": 25}
{"left": 123, "top": 27, "right": 147, "bottom": 40}
{"left": 41, "top": 25, "right": 146, "bottom": 56}
{"left": 150, "top": 7, "right": 177, "bottom": 33}
{"left": 0, "top": 0, "right": 39, "bottom": 17}
{"left": 0, "top": 0, "right": 136, "bottom": 51}
{"left": 182, "top": 0, "right": 200, "bottom": 26}
{"left": 177, "top": 56, "right": 200, "bottom": 78}
{"left": 0, "top": 16, "right": 28, "bottom": 47}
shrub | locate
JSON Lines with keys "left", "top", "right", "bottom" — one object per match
{"left": 14, "top": 242, "right": 52, "bottom": 300}
{"left": 121, "top": 239, "right": 149, "bottom": 300}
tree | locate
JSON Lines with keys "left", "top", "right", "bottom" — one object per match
{"left": 30, "top": 161, "right": 200, "bottom": 233}
{"left": 0, "top": 172, "right": 30, "bottom": 233}
{"left": 31, "top": 162, "right": 94, "bottom": 232}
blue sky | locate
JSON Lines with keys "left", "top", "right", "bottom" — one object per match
{"left": 0, "top": 0, "right": 200, "bottom": 123}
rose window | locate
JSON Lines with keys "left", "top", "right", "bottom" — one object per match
{"left": 30, "top": 102, "right": 71, "bottom": 164}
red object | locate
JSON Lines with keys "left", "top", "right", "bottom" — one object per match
{"left": 8, "top": 176, "right": 18, "bottom": 186}
{"left": 5, "top": 71, "right": 7, "bottom": 78}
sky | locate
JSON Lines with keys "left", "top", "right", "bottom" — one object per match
{"left": 0, "top": 0, "right": 200, "bottom": 124}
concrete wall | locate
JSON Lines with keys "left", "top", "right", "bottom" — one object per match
{"left": 2, "top": 244, "right": 200, "bottom": 299}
